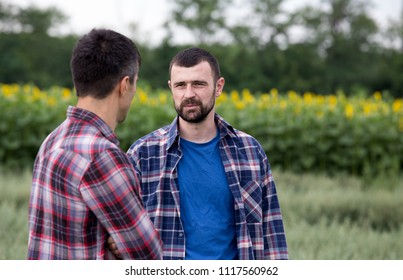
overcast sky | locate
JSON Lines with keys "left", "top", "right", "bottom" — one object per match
{"left": 6, "top": 0, "right": 402, "bottom": 45}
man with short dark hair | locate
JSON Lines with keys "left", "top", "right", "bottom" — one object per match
{"left": 126, "top": 47, "right": 288, "bottom": 260}
{"left": 27, "top": 28, "right": 162, "bottom": 260}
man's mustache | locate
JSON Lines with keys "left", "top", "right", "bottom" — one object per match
{"left": 181, "top": 99, "right": 202, "bottom": 107}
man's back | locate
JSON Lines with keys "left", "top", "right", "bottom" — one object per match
{"left": 28, "top": 106, "right": 161, "bottom": 259}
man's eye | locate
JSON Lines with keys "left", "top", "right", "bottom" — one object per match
{"left": 193, "top": 82, "right": 206, "bottom": 87}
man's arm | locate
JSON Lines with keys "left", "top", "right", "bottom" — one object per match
{"left": 261, "top": 155, "right": 289, "bottom": 260}
{"left": 80, "top": 148, "right": 162, "bottom": 260}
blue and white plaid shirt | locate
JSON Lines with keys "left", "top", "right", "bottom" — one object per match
{"left": 127, "top": 113, "right": 288, "bottom": 260}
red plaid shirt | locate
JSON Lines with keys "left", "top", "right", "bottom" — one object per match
{"left": 27, "top": 106, "right": 162, "bottom": 259}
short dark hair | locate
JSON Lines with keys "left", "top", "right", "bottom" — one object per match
{"left": 169, "top": 47, "right": 221, "bottom": 82}
{"left": 70, "top": 28, "right": 141, "bottom": 99}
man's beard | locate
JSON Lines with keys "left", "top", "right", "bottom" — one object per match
{"left": 175, "top": 95, "right": 215, "bottom": 123}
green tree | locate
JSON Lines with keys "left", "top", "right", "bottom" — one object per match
{"left": 240, "top": 0, "right": 296, "bottom": 48}
{"left": 17, "top": 5, "right": 67, "bottom": 35}
{"left": 0, "top": 0, "right": 18, "bottom": 33}
{"left": 165, "top": 0, "right": 231, "bottom": 44}
{"left": 294, "top": 0, "right": 380, "bottom": 94}
{"left": 0, "top": 3, "right": 76, "bottom": 88}
{"left": 0, "top": 2, "right": 66, "bottom": 35}
{"left": 374, "top": 2, "right": 403, "bottom": 97}
{"left": 137, "top": 42, "right": 184, "bottom": 89}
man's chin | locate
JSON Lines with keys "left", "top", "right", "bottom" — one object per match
{"left": 181, "top": 113, "right": 207, "bottom": 123}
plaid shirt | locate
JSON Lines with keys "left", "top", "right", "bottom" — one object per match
{"left": 127, "top": 114, "right": 288, "bottom": 260}
{"left": 28, "top": 106, "right": 162, "bottom": 260}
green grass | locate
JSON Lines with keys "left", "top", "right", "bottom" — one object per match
{"left": 274, "top": 170, "right": 403, "bottom": 259}
{"left": 0, "top": 169, "right": 402, "bottom": 260}
{"left": 0, "top": 169, "right": 31, "bottom": 260}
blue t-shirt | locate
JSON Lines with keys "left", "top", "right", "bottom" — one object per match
{"left": 178, "top": 131, "right": 238, "bottom": 260}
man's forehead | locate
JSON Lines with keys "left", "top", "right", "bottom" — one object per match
{"left": 170, "top": 61, "right": 213, "bottom": 79}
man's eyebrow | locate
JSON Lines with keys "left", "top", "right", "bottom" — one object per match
{"left": 194, "top": 80, "right": 208, "bottom": 84}
{"left": 173, "top": 80, "right": 208, "bottom": 85}
{"left": 172, "top": 81, "right": 186, "bottom": 86}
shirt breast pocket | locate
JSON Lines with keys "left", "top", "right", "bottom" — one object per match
{"left": 241, "top": 181, "right": 262, "bottom": 223}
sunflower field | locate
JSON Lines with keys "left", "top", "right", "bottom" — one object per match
{"left": 1, "top": 83, "right": 402, "bottom": 181}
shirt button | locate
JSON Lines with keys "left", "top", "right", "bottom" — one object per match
{"left": 179, "top": 232, "right": 184, "bottom": 237}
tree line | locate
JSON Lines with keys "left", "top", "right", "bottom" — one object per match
{"left": 1, "top": 0, "right": 402, "bottom": 97}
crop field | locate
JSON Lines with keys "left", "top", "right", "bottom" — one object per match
{"left": 0, "top": 84, "right": 402, "bottom": 259}
{"left": 1, "top": 84, "right": 402, "bottom": 177}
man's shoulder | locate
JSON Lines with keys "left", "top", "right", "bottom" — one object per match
{"left": 139, "top": 124, "right": 171, "bottom": 142}
{"left": 230, "top": 127, "right": 261, "bottom": 146}
{"left": 216, "top": 114, "right": 259, "bottom": 143}
{"left": 48, "top": 119, "right": 120, "bottom": 157}
{"left": 128, "top": 124, "right": 172, "bottom": 153}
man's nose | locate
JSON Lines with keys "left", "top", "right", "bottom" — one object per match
{"left": 184, "top": 84, "right": 196, "bottom": 98}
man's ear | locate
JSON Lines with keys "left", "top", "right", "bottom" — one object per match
{"left": 168, "top": 80, "right": 172, "bottom": 89}
{"left": 215, "top": 77, "right": 225, "bottom": 97}
{"left": 119, "top": 76, "right": 130, "bottom": 96}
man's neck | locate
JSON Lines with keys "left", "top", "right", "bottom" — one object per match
{"left": 76, "top": 96, "right": 118, "bottom": 131}
{"left": 179, "top": 113, "right": 217, "bottom": 143}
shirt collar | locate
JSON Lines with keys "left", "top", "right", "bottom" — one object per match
{"left": 67, "top": 106, "right": 119, "bottom": 145}
{"left": 166, "top": 117, "right": 180, "bottom": 149}
{"left": 166, "top": 113, "right": 237, "bottom": 150}
{"left": 215, "top": 113, "right": 237, "bottom": 139}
